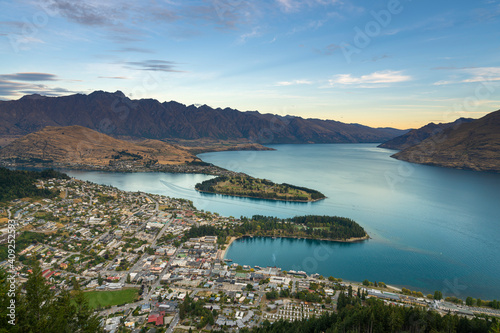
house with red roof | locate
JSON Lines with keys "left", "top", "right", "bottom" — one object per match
{"left": 147, "top": 311, "right": 165, "bottom": 326}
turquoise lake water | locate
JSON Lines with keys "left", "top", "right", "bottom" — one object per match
{"left": 65, "top": 144, "right": 500, "bottom": 299}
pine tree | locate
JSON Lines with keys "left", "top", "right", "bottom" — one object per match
{"left": 8, "top": 261, "right": 103, "bottom": 332}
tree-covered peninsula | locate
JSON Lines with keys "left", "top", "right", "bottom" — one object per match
{"left": 184, "top": 215, "right": 368, "bottom": 243}
{"left": 195, "top": 175, "right": 326, "bottom": 202}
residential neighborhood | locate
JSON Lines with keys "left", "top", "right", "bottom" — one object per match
{"left": 1, "top": 177, "right": 499, "bottom": 333}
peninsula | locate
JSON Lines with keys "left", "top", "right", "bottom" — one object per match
{"left": 194, "top": 175, "right": 326, "bottom": 202}
{"left": 0, "top": 126, "right": 327, "bottom": 202}
{"left": 184, "top": 215, "right": 368, "bottom": 244}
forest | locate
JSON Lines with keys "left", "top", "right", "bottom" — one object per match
{"left": 0, "top": 168, "right": 69, "bottom": 203}
{"left": 184, "top": 215, "right": 367, "bottom": 242}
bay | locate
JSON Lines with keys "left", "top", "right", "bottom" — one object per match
{"left": 64, "top": 144, "right": 500, "bottom": 299}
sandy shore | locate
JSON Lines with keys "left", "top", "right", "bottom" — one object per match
{"left": 218, "top": 236, "right": 238, "bottom": 260}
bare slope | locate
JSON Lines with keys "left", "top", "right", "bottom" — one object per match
{"left": 0, "top": 125, "right": 197, "bottom": 167}
{"left": 392, "top": 110, "right": 500, "bottom": 172}
{"left": 378, "top": 118, "right": 474, "bottom": 150}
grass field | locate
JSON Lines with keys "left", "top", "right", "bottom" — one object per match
{"left": 83, "top": 288, "right": 139, "bottom": 309}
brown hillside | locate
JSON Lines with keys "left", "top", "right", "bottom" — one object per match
{"left": 378, "top": 118, "right": 474, "bottom": 150}
{"left": 0, "top": 126, "right": 196, "bottom": 167}
{"left": 392, "top": 109, "right": 500, "bottom": 172}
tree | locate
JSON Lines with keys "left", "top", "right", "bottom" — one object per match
{"left": 362, "top": 279, "right": 370, "bottom": 286}
{"left": 434, "top": 290, "right": 443, "bottom": 300}
{"left": 126, "top": 274, "right": 131, "bottom": 284}
{"left": 98, "top": 273, "right": 103, "bottom": 286}
{"left": 246, "top": 284, "right": 254, "bottom": 291}
{"left": 477, "top": 298, "right": 483, "bottom": 307}
{"left": 490, "top": 321, "right": 500, "bottom": 333}
{"left": 13, "top": 261, "right": 102, "bottom": 332}
{"left": 466, "top": 296, "right": 475, "bottom": 306}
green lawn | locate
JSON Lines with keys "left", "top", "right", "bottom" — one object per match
{"left": 83, "top": 288, "right": 139, "bottom": 309}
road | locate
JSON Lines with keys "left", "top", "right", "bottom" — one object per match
{"left": 145, "top": 245, "right": 180, "bottom": 300}
{"left": 167, "top": 313, "right": 180, "bottom": 333}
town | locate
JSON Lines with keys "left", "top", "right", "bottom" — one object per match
{"left": 1, "top": 176, "right": 499, "bottom": 333}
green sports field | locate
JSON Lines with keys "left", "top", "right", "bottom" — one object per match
{"left": 83, "top": 288, "right": 139, "bottom": 309}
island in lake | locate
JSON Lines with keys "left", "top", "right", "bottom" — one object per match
{"left": 184, "top": 215, "right": 369, "bottom": 245}
{"left": 194, "top": 175, "right": 326, "bottom": 202}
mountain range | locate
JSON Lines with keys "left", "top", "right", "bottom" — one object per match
{"left": 378, "top": 118, "right": 474, "bottom": 150}
{"left": 0, "top": 91, "right": 406, "bottom": 146}
{"left": 388, "top": 110, "right": 500, "bottom": 172}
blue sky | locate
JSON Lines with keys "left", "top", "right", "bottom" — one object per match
{"left": 1, "top": 0, "right": 500, "bottom": 128}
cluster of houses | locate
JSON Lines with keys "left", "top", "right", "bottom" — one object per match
{"left": 264, "top": 302, "right": 331, "bottom": 321}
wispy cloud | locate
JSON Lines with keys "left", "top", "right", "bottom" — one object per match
{"left": 124, "top": 60, "right": 184, "bottom": 72}
{"left": 328, "top": 70, "right": 411, "bottom": 87}
{"left": 276, "top": 0, "right": 300, "bottom": 12}
{"left": 238, "top": 27, "right": 261, "bottom": 44}
{"left": 0, "top": 79, "right": 77, "bottom": 99}
{"left": 98, "top": 76, "right": 129, "bottom": 79}
{"left": 276, "top": 79, "right": 313, "bottom": 86}
{"left": 44, "top": 0, "right": 259, "bottom": 39}
{"left": 47, "top": 1, "right": 115, "bottom": 26}
{"left": 315, "top": 43, "right": 340, "bottom": 56}
{"left": 0, "top": 73, "right": 58, "bottom": 81}
{"left": 369, "top": 54, "right": 390, "bottom": 62}
{"left": 276, "top": 0, "right": 342, "bottom": 13}
{"left": 433, "top": 67, "right": 500, "bottom": 85}
{"left": 111, "top": 47, "right": 154, "bottom": 54}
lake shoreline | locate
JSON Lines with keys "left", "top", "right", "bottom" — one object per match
{"left": 196, "top": 189, "right": 326, "bottom": 203}
{"left": 220, "top": 236, "right": 238, "bottom": 260}
{"left": 223, "top": 233, "right": 370, "bottom": 256}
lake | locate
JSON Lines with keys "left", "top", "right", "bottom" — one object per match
{"left": 65, "top": 144, "right": 500, "bottom": 299}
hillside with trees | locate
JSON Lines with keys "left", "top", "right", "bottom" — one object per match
{"left": 0, "top": 167, "right": 69, "bottom": 202}
{"left": 195, "top": 175, "right": 326, "bottom": 202}
{"left": 184, "top": 215, "right": 368, "bottom": 243}
{"left": 223, "top": 291, "right": 497, "bottom": 333}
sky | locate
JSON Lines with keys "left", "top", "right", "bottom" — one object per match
{"left": 1, "top": 0, "right": 500, "bottom": 129}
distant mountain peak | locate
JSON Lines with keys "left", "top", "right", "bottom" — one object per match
{"left": 378, "top": 117, "right": 475, "bottom": 150}
{"left": 391, "top": 109, "right": 500, "bottom": 172}
{"left": 0, "top": 90, "right": 407, "bottom": 144}
{"left": 19, "top": 94, "right": 46, "bottom": 100}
